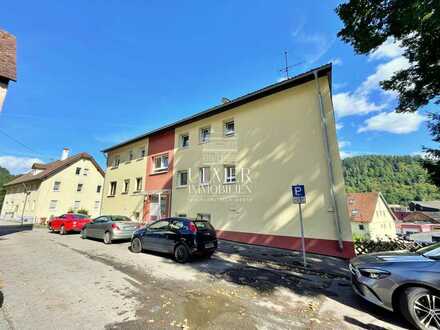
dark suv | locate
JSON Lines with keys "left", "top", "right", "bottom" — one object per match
{"left": 130, "top": 217, "right": 217, "bottom": 263}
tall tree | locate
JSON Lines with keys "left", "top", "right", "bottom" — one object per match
{"left": 0, "top": 166, "right": 14, "bottom": 211}
{"left": 336, "top": 0, "right": 440, "bottom": 185}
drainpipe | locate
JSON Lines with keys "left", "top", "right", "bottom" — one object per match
{"left": 313, "top": 71, "right": 344, "bottom": 251}
{"left": 99, "top": 152, "right": 108, "bottom": 217}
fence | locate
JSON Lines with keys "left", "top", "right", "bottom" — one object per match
{"left": 354, "top": 237, "right": 431, "bottom": 255}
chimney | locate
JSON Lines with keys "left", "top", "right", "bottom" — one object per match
{"left": 61, "top": 148, "right": 70, "bottom": 160}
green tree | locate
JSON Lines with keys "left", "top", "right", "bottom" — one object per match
{"left": 0, "top": 166, "right": 14, "bottom": 211}
{"left": 336, "top": 0, "right": 440, "bottom": 185}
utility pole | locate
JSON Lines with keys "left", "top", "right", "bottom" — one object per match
{"left": 20, "top": 183, "right": 30, "bottom": 226}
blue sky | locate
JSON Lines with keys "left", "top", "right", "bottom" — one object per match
{"left": 0, "top": 0, "right": 435, "bottom": 174}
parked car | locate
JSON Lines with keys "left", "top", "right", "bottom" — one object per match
{"left": 48, "top": 213, "right": 92, "bottom": 235}
{"left": 81, "top": 215, "right": 140, "bottom": 244}
{"left": 350, "top": 243, "right": 440, "bottom": 330}
{"left": 130, "top": 217, "right": 217, "bottom": 263}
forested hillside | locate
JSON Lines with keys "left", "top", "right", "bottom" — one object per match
{"left": 0, "top": 166, "right": 14, "bottom": 211}
{"left": 343, "top": 155, "right": 440, "bottom": 205}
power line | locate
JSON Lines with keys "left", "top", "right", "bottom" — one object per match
{"left": 0, "top": 128, "right": 47, "bottom": 158}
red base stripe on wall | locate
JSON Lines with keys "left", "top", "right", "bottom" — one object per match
{"left": 216, "top": 230, "right": 355, "bottom": 259}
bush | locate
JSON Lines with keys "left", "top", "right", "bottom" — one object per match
{"left": 76, "top": 208, "right": 89, "bottom": 215}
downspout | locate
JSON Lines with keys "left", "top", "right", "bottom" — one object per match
{"left": 313, "top": 71, "right": 344, "bottom": 251}
{"left": 99, "top": 152, "right": 108, "bottom": 217}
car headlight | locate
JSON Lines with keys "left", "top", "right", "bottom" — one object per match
{"left": 359, "top": 268, "right": 391, "bottom": 279}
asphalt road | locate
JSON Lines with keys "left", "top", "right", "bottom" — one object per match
{"left": 0, "top": 226, "right": 411, "bottom": 330}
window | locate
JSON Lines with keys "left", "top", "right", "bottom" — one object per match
{"left": 199, "top": 127, "right": 210, "bottom": 143}
{"left": 139, "top": 147, "right": 146, "bottom": 158}
{"left": 96, "top": 185, "right": 102, "bottom": 193}
{"left": 109, "top": 181, "right": 117, "bottom": 196}
{"left": 113, "top": 156, "right": 120, "bottom": 167}
{"left": 224, "top": 119, "right": 235, "bottom": 136}
{"left": 177, "top": 213, "right": 187, "bottom": 217}
{"left": 73, "top": 201, "right": 80, "bottom": 210}
{"left": 136, "top": 177, "right": 143, "bottom": 191}
{"left": 177, "top": 170, "right": 188, "bottom": 187}
{"left": 75, "top": 167, "right": 81, "bottom": 175}
{"left": 49, "top": 200, "right": 57, "bottom": 210}
{"left": 77, "top": 184, "right": 83, "bottom": 192}
{"left": 199, "top": 167, "right": 210, "bottom": 185}
{"left": 351, "top": 209, "right": 359, "bottom": 216}
{"left": 53, "top": 181, "right": 61, "bottom": 192}
{"left": 94, "top": 200, "right": 100, "bottom": 209}
{"left": 123, "top": 179, "right": 130, "bottom": 194}
{"left": 83, "top": 168, "right": 89, "bottom": 176}
{"left": 148, "top": 220, "right": 170, "bottom": 231}
{"left": 128, "top": 150, "right": 134, "bottom": 161}
{"left": 224, "top": 165, "right": 236, "bottom": 183}
{"left": 153, "top": 154, "right": 169, "bottom": 172}
{"left": 180, "top": 134, "right": 190, "bottom": 148}
{"left": 359, "top": 224, "right": 365, "bottom": 230}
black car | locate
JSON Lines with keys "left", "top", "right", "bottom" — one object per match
{"left": 130, "top": 217, "right": 217, "bottom": 263}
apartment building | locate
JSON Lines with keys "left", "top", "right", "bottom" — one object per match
{"left": 101, "top": 64, "right": 354, "bottom": 258}
{"left": 0, "top": 150, "right": 104, "bottom": 223}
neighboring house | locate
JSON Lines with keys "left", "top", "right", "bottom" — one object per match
{"left": 408, "top": 230, "right": 440, "bottom": 243}
{"left": 409, "top": 200, "right": 440, "bottom": 212}
{"left": 0, "top": 29, "right": 16, "bottom": 112}
{"left": 347, "top": 192, "right": 397, "bottom": 240}
{"left": 401, "top": 211, "right": 440, "bottom": 224}
{"left": 101, "top": 64, "right": 354, "bottom": 258}
{"left": 0, "top": 150, "right": 104, "bottom": 223}
{"left": 395, "top": 211, "right": 440, "bottom": 236}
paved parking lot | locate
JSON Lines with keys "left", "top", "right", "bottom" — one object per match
{"left": 0, "top": 226, "right": 410, "bottom": 329}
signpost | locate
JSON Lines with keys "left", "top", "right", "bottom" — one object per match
{"left": 292, "top": 185, "right": 307, "bottom": 267}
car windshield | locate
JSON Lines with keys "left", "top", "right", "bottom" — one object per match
{"left": 112, "top": 216, "right": 132, "bottom": 222}
{"left": 416, "top": 242, "right": 440, "bottom": 259}
{"left": 74, "top": 214, "right": 88, "bottom": 219}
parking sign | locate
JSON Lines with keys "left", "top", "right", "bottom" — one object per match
{"left": 292, "top": 185, "right": 306, "bottom": 204}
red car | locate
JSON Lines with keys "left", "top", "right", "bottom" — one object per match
{"left": 48, "top": 213, "right": 92, "bottom": 235}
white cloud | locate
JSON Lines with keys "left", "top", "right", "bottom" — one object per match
{"left": 336, "top": 122, "right": 344, "bottom": 130}
{"left": 0, "top": 156, "right": 43, "bottom": 175}
{"left": 358, "top": 112, "right": 426, "bottom": 134}
{"left": 368, "top": 38, "right": 403, "bottom": 61}
{"left": 339, "top": 151, "right": 353, "bottom": 159}
{"left": 330, "top": 58, "right": 343, "bottom": 66}
{"left": 338, "top": 140, "right": 351, "bottom": 149}
{"left": 333, "top": 92, "right": 385, "bottom": 118}
{"left": 292, "top": 29, "right": 335, "bottom": 65}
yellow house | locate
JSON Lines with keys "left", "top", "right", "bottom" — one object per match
{"left": 347, "top": 192, "right": 397, "bottom": 240}
{"left": 0, "top": 150, "right": 104, "bottom": 223}
{"left": 100, "top": 138, "right": 148, "bottom": 221}
{"left": 0, "top": 29, "right": 16, "bottom": 112}
{"left": 101, "top": 64, "right": 354, "bottom": 258}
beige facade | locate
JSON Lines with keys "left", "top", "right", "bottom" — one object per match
{"left": 1, "top": 156, "right": 104, "bottom": 223}
{"left": 100, "top": 138, "right": 148, "bottom": 221}
{"left": 171, "top": 76, "right": 353, "bottom": 257}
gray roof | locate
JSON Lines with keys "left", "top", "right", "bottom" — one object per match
{"left": 410, "top": 201, "right": 440, "bottom": 210}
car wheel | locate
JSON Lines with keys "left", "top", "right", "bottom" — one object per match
{"left": 103, "top": 231, "right": 112, "bottom": 244}
{"left": 174, "top": 244, "right": 190, "bottom": 263}
{"left": 60, "top": 225, "right": 66, "bottom": 235}
{"left": 48, "top": 225, "right": 54, "bottom": 232}
{"left": 131, "top": 238, "right": 142, "bottom": 253}
{"left": 399, "top": 287, "right": 440, "bottom": 330}
{"left": 81, "top": 229, "right": 87, "bottom": 239}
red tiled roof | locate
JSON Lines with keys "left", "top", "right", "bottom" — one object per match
{"left": 4, "top": 153, "right": 104, "bottom": 187}
{"left": 0, "top": 29, "right": 16, "bottom": 82}
{"left": 346, "top": 192, "right": 379, "bottom": 223}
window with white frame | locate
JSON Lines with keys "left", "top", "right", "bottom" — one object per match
{"left": 153, "top": 154, "right": 169, "bottom": 172}
{"left": 94, "top": 200, "right": 100, "bottom": 209}
{"left": 128, "top": 150, "right": 134, "bottom": 161}
{"left": 113, "top": 156, "right": 120, "bottom": 167}
{"left": 53, "top": 181, "right": 61, "bottom": 192}
{"left": 49, "top": 200, "right": 57, "bottom": 210}
{"left": 109, "top": 181, "right": 117, "bottom": 196}
{"left": 177, "top": 170, "right": 188, "bottom": 187}
{"left": 135, "top": 177, "right": 143, "bottom": 191}
{"left": 139, "top": 147, "right": 146, "bottom": 158}
{"left": 123, "top": 179, "right": 130, "bottom": 193}
{"left": 199, "top": 127, "right": 210, "bottom": 143}
{"left": 73, "top": 200, "right": 80, "bottom": 210}
{"left": 224, "top": 119, "right": 235, "bottom": 136}
{"left": 77, "top": 184, "right": 83, "bottom": 192}
{"left": 199, "top": 167, "right": 210, "bottom": 185}
{"left": 224, "top": 165, "right": 236, "bottom": 183}
{"left": 180, "top": 134, "right": 190, "bottom": 148}
{"left": 83, "top": 168, "right": 89, "bottom": 176}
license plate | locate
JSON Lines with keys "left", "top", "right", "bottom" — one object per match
{"left": 205, "top": 242, "right": 215, "bottom": 249}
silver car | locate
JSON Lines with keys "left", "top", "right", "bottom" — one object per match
{"left": 81, "top": 215, "right": 140, "bottom": 244}
{"left": 350, "top": 242, "right": 440, "bottom": 329}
